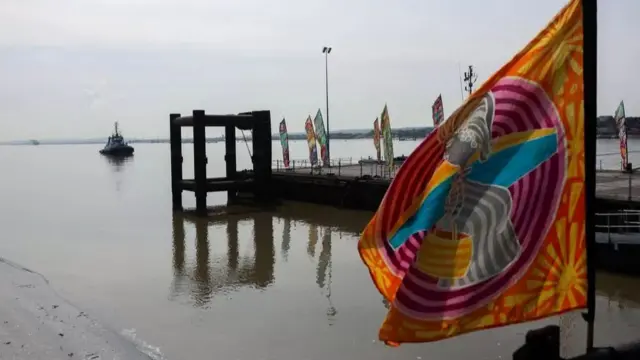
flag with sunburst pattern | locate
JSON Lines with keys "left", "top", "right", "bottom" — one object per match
{"left": 358, "top": 0, "right": 585, "bottom": 345}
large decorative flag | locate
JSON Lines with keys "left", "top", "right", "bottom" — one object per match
{"left": 279, "top": 118, "right": 290, "bottom": 168}
{"left": 615, "top": 101, "right": 628, "bottom": 170}
{"left": 314, "top": 109, "right": 329, "bottom": 166}
{"left": 358, "top": 0, "right": 585, "bottom": 345}
{"left": 304, "top": 116, "right": 318, "bottom": 166}
{"left": 380, "top": 104, "right": 394, "bottom": 169}
{"left": 373, "top": 118, "right": 382, "bottom": 162}
{"left": 432, "top": 94, "right": 445, "bottom": 127}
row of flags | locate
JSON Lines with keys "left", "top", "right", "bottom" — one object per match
{"left": 278, "top": 94, "right": 442, "bottom": 171}
{"left": 371, "top": 105, "right": 395, "bottom": 169}
{"left": 279, "top": 109, "right": 330, "bottom": 168}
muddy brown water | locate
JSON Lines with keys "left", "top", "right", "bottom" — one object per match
{"left": 0, "top": 142, "right": 639, "bottom": 359}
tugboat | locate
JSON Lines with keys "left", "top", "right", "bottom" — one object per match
{"left": 99, "top": 122, "right": 134, "bottom": 156}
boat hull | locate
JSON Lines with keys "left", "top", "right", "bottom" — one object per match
{"left": 99, "top": 145, "right": 134, "bottom": 156}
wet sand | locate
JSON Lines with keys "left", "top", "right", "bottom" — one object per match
{"left": 0, "top": 258, "right": 156, "bottom": 360}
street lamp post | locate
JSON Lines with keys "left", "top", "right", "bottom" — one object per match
{"left": 322, "top": 46, "right": 332, "bottom": 166}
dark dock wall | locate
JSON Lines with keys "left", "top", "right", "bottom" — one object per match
{"left": 271, "top": 173, "right": 387, "bottom": 212}
{"left": 272, "top": 172, "right": 638, "bottom": 214}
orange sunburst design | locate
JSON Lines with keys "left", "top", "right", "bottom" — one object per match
{"left": 523, "top": 213, "right": 587, "bottom": 316}
{"left": 516, "top": 0, "right": 583, "bottom": 95}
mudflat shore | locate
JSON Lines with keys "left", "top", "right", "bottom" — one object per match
{"left": 0, "top": 258, "right": 155, "bottom": 360}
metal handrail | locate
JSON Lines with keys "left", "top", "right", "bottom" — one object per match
{"left": 595, "top": 211, "right": 640, "bottom": 246}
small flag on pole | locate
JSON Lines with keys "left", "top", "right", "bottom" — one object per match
{"left": 432, "top": 94, "right": 444, "bottom": 127}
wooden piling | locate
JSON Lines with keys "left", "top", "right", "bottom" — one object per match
{"left": 169, "top": 108, "right": 273, "bottom": 214}
{"left": 192, "top": 110, "right": 207, "bottom": 215}
{"left": 169, "top": 113, "right": 183, "bottom": 210}
{"left": 251, "top": 110, "right": 272, "bottom": 203}
{"left": 225, "top": 125, "right": 237, "bottom": 203}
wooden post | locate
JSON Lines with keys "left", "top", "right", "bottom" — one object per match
{"left": 225, "top": 124, "right": 237, "bottom": 203}
{"left": 169, "top": 113, "right": 183, "bottom": 210}
{"left": 193, "top": 110, "right": 207, "bottom": 215}
{"left": 251, "top": 110, "right": 272, "bottom": 203}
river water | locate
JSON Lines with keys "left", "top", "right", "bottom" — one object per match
{"left": 0, "top": 138, "right": 639, "bottom": 359}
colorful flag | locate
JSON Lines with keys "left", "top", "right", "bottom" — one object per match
{"left": 279, "top": 118, "right": 290, "bottom": 168}
{"left": 380, "top": 104, "right": 394, "bottom": 169}
{"left": 432, "top": 94, "right": 444, "bottom": 127}
{"left": 314, "top": 109, "right": 329, "bottom": 166}
{"left": 304, "top": 116, "right": 318, "bottom": 166}
{"left": 615, "top": 101, "right": 628, "bottom": 170}
{"left": 358, "top": 0, "right": 585, "bottom": 345}
{"left": 373, "top": 118, "right": 382, "bottom": 162}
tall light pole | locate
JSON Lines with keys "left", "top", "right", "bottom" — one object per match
{"left": 322, "top": 46, "right": 332, "bottom": 165}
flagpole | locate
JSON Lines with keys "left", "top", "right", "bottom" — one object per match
{"left": 581, "top": 0, "right": 597, "bottom": 353}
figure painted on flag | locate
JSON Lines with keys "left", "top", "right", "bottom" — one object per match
{"left": 359, "top": 0, "right": 586, "bottom": 345}
{"left": 279, "top": 119, "right": 290, "bottom": 168}
{"left": 430, "top": 92, "right": 520, "bottom": 289}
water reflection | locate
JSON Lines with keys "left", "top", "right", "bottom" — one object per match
{"left": 316, "top": 227, "right": 336, "bottom": 322}
{"left": 101, "top": 154, "right": 133, "bottom": 173}
{"left": 101, "top": 155, "right": 134, "bottom": 193}
{"left": 168, "top": 203, "right": 371, "bottom": 315}
{"left": 281, "top": 218, "right": 291, "bottom": 261}
{"left": 170, "top": 211, "right": 275, "bottom": 307}
{"left": 597, "top": 272, "right": 640, "bottom": 310}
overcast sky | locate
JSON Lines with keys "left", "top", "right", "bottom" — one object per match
{"left": 0, "top": 0, "right": 637, "bottom": 140}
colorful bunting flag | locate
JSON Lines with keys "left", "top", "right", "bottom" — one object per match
{"left": 279, "top": 118, "right": 290, "bottom": 168}
{"left": 314, "top": 109, "right": 329, "bottom": 166}
{"left": 614, "top": 101, "right": 628, "bottom": 170}
{"left": 304, "top": 116, "right": 318, "bottom": 166}
{"left": 373, "top": 118, "right": 382, "bottom": 162}
{"left": 432, "top": 94, "right": 444, "bottom": 127}
{"left": 380, "top": 104, "right": 394, "bottom": 170}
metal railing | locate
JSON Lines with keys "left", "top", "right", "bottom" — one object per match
{"left": 595, "top": 210, "right": 640, "bottom": 247}
{"left": 273, "top": 158, "right": 355, "bottom": 176}
{"left": 273, "top": 157, "right": 401, "bottom": 179}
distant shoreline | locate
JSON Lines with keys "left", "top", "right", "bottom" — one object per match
{"left": 0, "top": 129, "right": 635, "bottom": 146}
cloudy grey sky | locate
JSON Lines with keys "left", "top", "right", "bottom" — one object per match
{"left": 0, "top": 0, "right": 637, "bottom": 140}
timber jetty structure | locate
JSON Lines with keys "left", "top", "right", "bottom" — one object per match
{"left": 169, "top": 110, "right": 273, "bottom": 216}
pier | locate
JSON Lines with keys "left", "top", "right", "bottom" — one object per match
{"left": 267, "top": 159, "right": 640, "bottom": 211}
{"left": 169, "top": 109, "right": 273, "bottom": 216}
{"left": 168, "top": 112, "right": 640, "bottom": 276}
